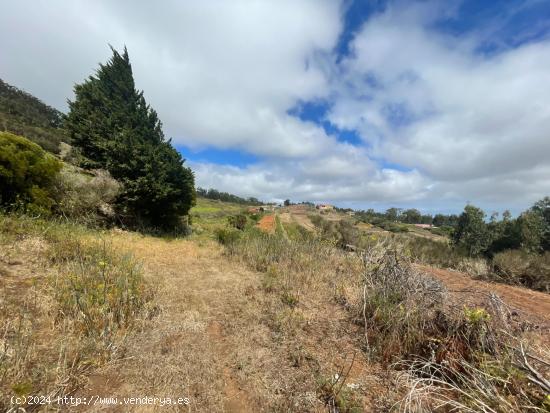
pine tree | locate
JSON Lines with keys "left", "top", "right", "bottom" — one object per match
{"left": 65, "top": 46, "right": 195, "bottom": 228}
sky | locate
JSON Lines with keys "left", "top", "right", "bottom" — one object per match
{"left": 1, "top": 0, "right": 550, "bottom": 215}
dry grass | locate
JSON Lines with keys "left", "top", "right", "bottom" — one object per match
{"left": 2, "top": 205, "right": 548, "bottom": 412}
{"left": 222, "top": 227, "right": 550, "bottom": 411}
{"left": 0, "top": 213, "right": 148, "bottom": 411}
{"left": 491, "top": 250, "right": 550, "bottom": 292}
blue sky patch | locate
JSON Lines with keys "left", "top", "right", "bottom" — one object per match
{"left": 176, "top": 145, "right": 259, "bottom": 168}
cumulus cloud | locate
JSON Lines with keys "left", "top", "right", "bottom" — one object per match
{"left": 191, "top": 160, "right": 428, "bottom": 204}
{"left": 328, "top": 1, "right": 550, "bottom": 209}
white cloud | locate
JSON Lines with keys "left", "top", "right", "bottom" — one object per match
{"left": 192, "top": 159, "right": 428, "bottom": 204}
{"left": 1, "top": 0, "right": 549, "bottom": 212}
{"left": 328, "top": 1, "right": 550, "bottom": 208}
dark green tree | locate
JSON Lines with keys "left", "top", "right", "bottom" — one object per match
{"left": 531, "top": 197, "right": 550, "bottom": 251}
{"left": 453, "top": 205, "right": 491, "bottom": 256}
{"left": 65, "top": 47, "right": 195, "bottom": 228}
{"left": 385, "top": 207, "right": 401, "bottom": 222}
{"left": 401, "top": 208, "right": 421, "bottom": 224}
{"left": 518, "top": 210, "right": 545, "bottom": 253}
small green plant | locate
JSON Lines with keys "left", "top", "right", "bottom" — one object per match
{"left": 0, "top": 132, "right": 62, "bottom": 214}
{"left": 318, "top": 373, "right": 363, "bottom": 413}
{"left": 464, "top": 307, "right": 491, "bottom": 324}
{"left": 215, "top": 227, "right": 242, "bottom": 245}
{"left": 280, "top": 290, "right": 299, "bottom": 308}
{"left": 261, "top": 265, "right": 279, "bottom": 292}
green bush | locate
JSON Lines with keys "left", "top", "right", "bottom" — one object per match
{"left": 378, "top": 220, "right": 409, "bottom": 233}
{"left": 215, "top": 227, "right": 242, "bottom": 245}
{"left": 228, "top": 213, "right": 248, "bottom": 230}
{"left": 429, "top": 226, "right": 454, "bottom": 237}
{"left": 0, "top": 132, "right": 61, "bottom": 214}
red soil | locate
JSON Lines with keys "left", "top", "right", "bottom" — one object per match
{"left": 416, "top": 264, "right": 550, "bottom": 327}
{"left": 257, "top": 214, "right": 276, "bottom": 234}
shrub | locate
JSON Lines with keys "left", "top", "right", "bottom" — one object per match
{"left": 52, "top": 167, "right": 121, "bottom": 223}
{"left": 361, "top": 246, "right": 446, "bottom": 361}
{"left": 309, "top": 214, "right": 361, "bottom": 248}
{"left": 0, "top": 132, "right": 61, "bottom": 214}
{"left": 215, "top": 227, "right": 242, "bottom": 245}
{"left": 429, "top": 226, "right": 454, "bottom": 237}
{"left": 228, "top": 213, "right": 248, "bottom": 230}
{"left": 455, "top": 257, "right": 490, "bottom": 277}
{"left": 403, "top": 236, "right": 462, "bottom": 268}
{"left": 375, "top": 220, "right": 409, "bottom": 233}
{"left": 492, "top": 250, "right": 550, "bottom": 292}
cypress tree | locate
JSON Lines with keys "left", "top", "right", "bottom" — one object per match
{"left": 65, "top": 46, "right": 195, "bottom": 228}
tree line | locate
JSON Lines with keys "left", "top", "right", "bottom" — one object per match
{"left": 354, "top": 207, "right": 458, "bottom": 228}
{"left": 196, "top": 187, "right": 261, "bottom": 205}
{"left": 453, "top": 199, "right": 550, "bottom": 257}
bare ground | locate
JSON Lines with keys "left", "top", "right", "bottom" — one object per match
{"left": 256, "top": 215, "right": 276, "bottom": 233}
{"left": 417, "top": 264, "right": 550, "bottom": 327}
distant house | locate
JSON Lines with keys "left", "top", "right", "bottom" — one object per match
{"left": 316, "top": 204, "right": 334, "bottom": 211}
{"left": 414, "top": 224, "right": 433, "bottom": 229}
{"left": 247, "top": 207, "right": 261, "bottom": 213}
{"left": 346, "top": 211, "right": 356, "bottom": 216}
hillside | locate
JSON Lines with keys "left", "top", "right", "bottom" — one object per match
{"left": 0, "top": 78, "right": 67, "bottom": 153}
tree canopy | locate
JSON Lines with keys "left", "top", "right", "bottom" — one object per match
{"left": 65, "top": 47, "right": 195, "bottom": 228}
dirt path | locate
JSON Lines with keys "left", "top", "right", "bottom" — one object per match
{"left": 76, "top": 234, "right": 259, "bottom": 412}
{"left": 73, "top": 232, "right": 381, "bottom": 412}
{"left": 417, "top": 264, "right": 550, "bottom": 326}
{"left": 256, "top": 214, "right": 275, "bottom": 233}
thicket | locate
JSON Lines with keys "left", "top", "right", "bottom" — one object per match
{"left": 65, "top": 47, "right": 195, "bottom": 229}
{"left": 449, "top": 201, "right": 550, "bottom": 291}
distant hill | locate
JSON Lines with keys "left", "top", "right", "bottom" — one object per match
{"left": 0, "top": 78, "right": 67, "bottom": 153}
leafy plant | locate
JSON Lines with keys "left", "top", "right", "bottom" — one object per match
{"left": 0, "top": 132, "right": 62, "bottom": 214}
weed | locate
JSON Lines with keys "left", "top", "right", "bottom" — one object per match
{"left": 215, "top": 227, "right": 242, "bottom": 245}
{"left": 52, "top": 239, "right": 145, "bottom": 340}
